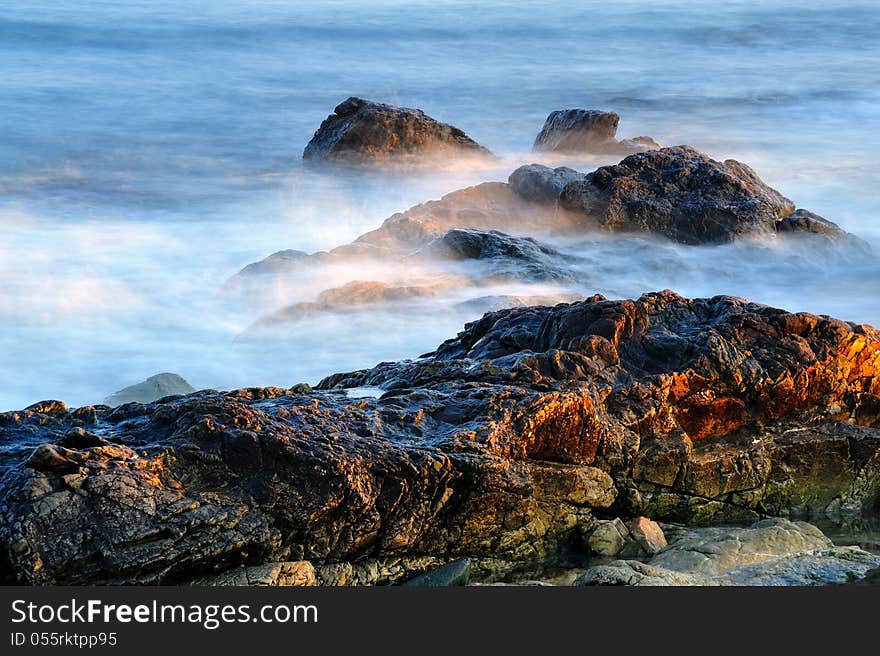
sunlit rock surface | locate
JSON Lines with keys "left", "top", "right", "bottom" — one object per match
{"left": 2, "top": 291, "right": 880, "bottom": 584}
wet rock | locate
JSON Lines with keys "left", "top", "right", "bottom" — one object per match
{"left": 509, "top": 164, "right": 584, "bottom": 204}
{"left": 576, "top": 519, "right": 880, "bottom": 586}
{"left": 3, "top": 291, "right": 880, "bottom": 584}
{"left": 423, "top": 229, "right": 579, "bottom": 282}
{"left": 533, "top": 109, "right": 659, "bottom": 155}
{"left": 586, "top": 518, "right": 630, "bottom": 556}
{"left": 194, "top": 561, "right": 316, "bottom": 586}
{"left": 559, "top": 146, "right": 799, "bottom": 244}
{"left": 628, "top": 517, "right": 667, "bottom": 555}
{"left": 105, "top": 373, "right": 196, "bottom": 407}
{"left": 402, "top": 558, "right": 471, "bottom": 586}
{"left": 303, "top": 97, "right": 491, "bottom": 164}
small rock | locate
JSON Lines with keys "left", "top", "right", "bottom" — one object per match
{"left": 403, "top": 558, "right": 471, "bottom": 586}
{"left": 534, "top": 109, "right": 620, "bottom": 152}
{"left": 628, "top": 517, "right": 667, "bottom": 555}
{"left": 587, "top": 518, "right": 630, "bottom": 556}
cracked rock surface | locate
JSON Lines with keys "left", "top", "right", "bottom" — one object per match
{"left": 2, "top": 291, "right": 880, "bottom": 584}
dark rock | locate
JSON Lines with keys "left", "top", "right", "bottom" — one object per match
{"left": 303, "top": 97, "right": 491, "bottom": 164}
{"left": 559, "top": 145, "right": 799, "bottom": 244}
{"left": 4, "top": 291, "right": 880, "bottom": 584}
{"left": 105, "top": 373, "right": 196, "bottom": 407}
{"left": 508, "top": 164, "right": 584, "bottom": 204}
{"left": 533, "top": 109, "right": 620, "bottom": 152}
{"left": 533, "top": 109, "right": 660, "bottom": 155}
{"left": 402, "top": 558, "right": 471, "bottom": 586}
{"left": 423, "top": 229, "right": 579, "bottom": 282}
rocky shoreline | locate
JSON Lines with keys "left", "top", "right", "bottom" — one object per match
{"left": 2, "top": 99, "right": 879, "bottom": 586}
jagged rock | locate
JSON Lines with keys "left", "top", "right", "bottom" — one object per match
{"left": 558, "top": 145, "right": 859, "bottom": 245}
{"left": 3, "top": 291, "right": 880, "bottom": 584}
{"left": 575, "top": 519, "right": 880, "bottom": 586}
{"left": 302, "top": 97, "right": 491, "bottom": 163}
{"left": 533, "top": 109, "right": 659, "bottom": 155}
{"left": 402, "top": 558, "right": 471, "bottom": 586}
{"left": 586, "top": 518, "right": 630, "bottom": 556}
{"left": 509, "top": 164, "right": 584, "bottom": 204}
{"left": 628, "top": 517, "right": 667, "bottom": 555}
{"left": 105, "top": 373, "right": 196, "bottom": 407}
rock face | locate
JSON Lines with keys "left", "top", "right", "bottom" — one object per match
{"left": 3, "top": 291, "right": 880, "bottom": 584}
{"left": 576, "top": 518, "right": 880, "bottom": 586}
{"left": 105, "top": 373, "right": 195, "bottom": 407}
{"left": 533, "top": 109, "right": 660, "bottom": 155}
{"left": 302, "top": 97, "right": 491, "bottom": 163}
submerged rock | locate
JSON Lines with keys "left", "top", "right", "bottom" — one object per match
{"left": 576, "top": 518, "right": 880, "bottom": 586}
{"left": 3, "top": 291, "right": 880, "bottom": 584}
{"left": 105, "top": 373, "right": 195, "bottom": 407}
{"left": 303, "top": 97, "right": 491, "bottom": 164}
{"left": 533, "top": 109, "right": 660, "bottom": 155}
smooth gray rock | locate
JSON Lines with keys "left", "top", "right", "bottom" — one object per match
{"left": 509, "top": 164, "right": 584, "bottom": 204}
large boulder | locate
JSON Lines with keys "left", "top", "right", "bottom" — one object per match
{"left": 303, "top": 97, "right": 491, "bottom": 163}
{"left": 105, "top": 373, "right": 195, "bottom": 406}
{"left": 533, "top": 109, "right": 660, "bottom": 155}
{"left": 558, "top": 146, "right": 858, "bottom": 244}
{"left": 4, "top": 291, "right": 880, "bottom": 584}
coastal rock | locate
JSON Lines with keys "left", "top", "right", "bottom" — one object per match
{"left": 628, "top": 517, "right": 667, "bottom": 555}
{"left": 533, "top": 109, "right": 659, "bottom": 155}
{"left": 303, "top": 97, "right": 491, "bottom": 164}
{"left": 508, "top": 164, "right": 584, "bottom": 204}
{"left": 402, "top": 558, "right": 471, "bottom": 586}
{"left": 3, "top": 291, "right": 880, "bottom": 584}
{"left": 558, "top": 145, "right": 858, "bottom": 245}
{"left": 105, "top": 373, "right": 195, "bottom": 407}
{"left": 576, "top": 519, "right": 880, "bottom": 586}
{"left": 559, "top": 146, "right": 794, "bottom": 243}
{"left": 586, "top": 518, "right": 630, "bottom": 556}
{"left": 423, "top": 229, "right": 579, "bottom": 282}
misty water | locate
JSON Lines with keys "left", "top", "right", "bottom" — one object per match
{"left": 1, "top": 0, "right": 879, "bottom": 410}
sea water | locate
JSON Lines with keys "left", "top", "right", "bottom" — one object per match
{"left": 1, "top": 0, "right": 878, "bottom": 409}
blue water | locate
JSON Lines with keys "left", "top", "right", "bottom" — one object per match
{"left": 1, "top": 1, "right": 879, "bottom": 409}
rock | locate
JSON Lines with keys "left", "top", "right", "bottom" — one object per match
{"left": 508, "top": 164, "right": 584, "bottom": 204}
{"left": 194, "top": 561, "right": 316, "bottom": 586}
{"left": 576, "top": 519, "right": 880, "bottom": 586}
{"left": 402, "top": 558, "right": 471, "bottom": 586}
{"left": 533, "top": 109, "right": 620, "bottom": 152}
{"left": 628, "top": 517, "right": 667, "bottom": 555}
{"left": 3, "top": 291, "right": 880, "bottom": 584}
{"left": 777, "top": 209, "right": 869, "bottom": 249}
{"left": 587, "top": 518, "right": 630, "bottom": 556}
{"left": 423, "top": 229, "right": 579, "bottom": 282}
{"left": 105, "top": 373, "right": 196, "bottom": 407}
{"left": 533, "top": 109, "right": 660, "bottom": 155}
{"left": 303, "top": 97, "right": 491, "bottom": 164}
{"left": 559, "top": 146, "right": 795, "bottom": 244}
